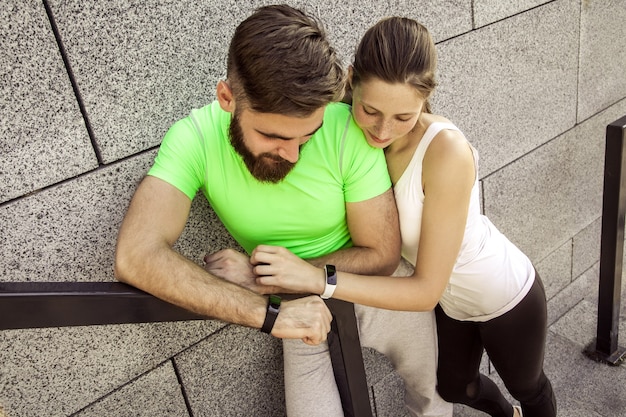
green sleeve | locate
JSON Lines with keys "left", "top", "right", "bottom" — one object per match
{"left": 147, "top": 116, "right": 206, "bottom": 201}
{"left": 341, "top": 116, "right": 392, "bottom": 203}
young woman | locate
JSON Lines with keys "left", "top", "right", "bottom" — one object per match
{"left": 250, "top": 17, "right": 556, "bottom": 417}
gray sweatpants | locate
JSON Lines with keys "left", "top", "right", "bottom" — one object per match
{"left": 283, "top": 261, "right": 452, "bottom": 416}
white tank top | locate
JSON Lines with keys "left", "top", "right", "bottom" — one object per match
{"left": 394, "top": 122, "right": 535, "bottom": 321}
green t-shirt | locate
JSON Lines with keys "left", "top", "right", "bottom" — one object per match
{"left": 148, "top": 101, "right": 391, "bottom": 259}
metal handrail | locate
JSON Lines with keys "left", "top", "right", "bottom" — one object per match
{"left": 585, "top": 114, "right": 626, "bottom": 365}
{"left": 0, "top": 281, "right": 372, "bottom": 416}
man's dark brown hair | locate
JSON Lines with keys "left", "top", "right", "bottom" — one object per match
{"left": 227, "top": 4, "right": 345, "bottom": 116}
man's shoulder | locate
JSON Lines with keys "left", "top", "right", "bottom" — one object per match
{"left": 166, "top": 101, "right": 228, "bottom": 142}
{"left": 318, "top": 103, "right": 372, "bottom": 150}
{"left": 188, "top": 101, "right": 227, "bottom": 127}
{"left": 322, "top": 102, "right": 352, "bottom": 121}
{"left": 319, "top": 102, "right": 362, "bottom": 138}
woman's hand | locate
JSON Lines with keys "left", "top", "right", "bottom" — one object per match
{"left": 251, "top": 245, "right": 325, "bottom": 295}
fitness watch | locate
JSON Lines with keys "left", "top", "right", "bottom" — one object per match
{"left": 321, "top": 264, "right": 337, "bottom": 299}
{"left": 260, "top": 294, "right": 281, "bottom": 334}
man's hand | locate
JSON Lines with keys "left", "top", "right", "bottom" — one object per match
{"left": 272, "top": 296, "right": 333, "bottom": 345}
{"left": 203, "top": 248, "right": 257, "bottom": 289}
{"left": 204, "top": 249, "right": 285, "bottom": 294}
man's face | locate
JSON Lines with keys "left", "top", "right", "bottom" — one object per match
{"left": 229, "top": 106, "right": 325, "bottom": 183}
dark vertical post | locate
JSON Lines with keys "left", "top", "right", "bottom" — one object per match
{"left": 585, "top": 115, "right": 626, "bottom": 365}
{"left": 326, "top": 299, "right": 373, "bottom": 417}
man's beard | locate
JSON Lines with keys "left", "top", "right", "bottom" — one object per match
{"left": 229, "top": 112, "right": 297, "bottom": 183}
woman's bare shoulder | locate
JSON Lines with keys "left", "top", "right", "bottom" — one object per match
{"left": 421, "top": 112, "right": 453, "bottom": 126}
{"left": 421, "top": 113, "right": 472, "bottom": 170}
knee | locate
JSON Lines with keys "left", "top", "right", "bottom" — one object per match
{"left": 436, "top": 378, "right": 477, "bottom": 404}
{"left": 436, "top": 384, "right": 459, "bottom": 404}
{"left": 507, "top": 375, "right": 554, "bottom": 407}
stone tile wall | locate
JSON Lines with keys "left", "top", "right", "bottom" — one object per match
{"left": 1, "top": 0, "right": 625, "bottom": 416}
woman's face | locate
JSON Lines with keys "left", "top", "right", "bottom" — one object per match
{"left": 351, "top": 77, "right": 425, "bottom": 149}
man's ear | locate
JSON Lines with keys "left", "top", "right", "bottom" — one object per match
{"left": 217, "top": 80, "right": 235, "bottom": 113}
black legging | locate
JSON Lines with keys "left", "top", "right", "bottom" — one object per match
{"left": 435, "top": 273, "right": 556, "bottom": 417}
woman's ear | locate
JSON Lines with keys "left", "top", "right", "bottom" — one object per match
{"left": 216, "top": 80, "right": 235, "bottom": 113}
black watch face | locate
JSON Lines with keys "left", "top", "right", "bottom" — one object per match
{"left": 326, "top": 265, "right": 337, "bottom": 285}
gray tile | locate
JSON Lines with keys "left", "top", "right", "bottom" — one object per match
{"left": 433, "top": 0, "right": 579, "bottom": 177}
{"left": 73, "top": 361, "right": 188, "bottom": 417}
{"left": 174, "top": 325, "right": 286, "bottom": 417}
{"left": 47, "top": 0, "right": 471, "bottom": 164}
{"left": 48, "top": 0, "right": 241, "bottom": 162}
{"left": 585, "top": 254, "right": 626, "bottom": 318}
{"left": 0, "top": 152, "right": 145, "bottom": 282}
{"left": 0, "top": 151, "right": 237, "bottom": 282}
{"left": 543, "top": 331, "right": 626, "bottom": 416}
{"left": 1, "top": 2, "right": 626, "bottom": 417}
{"left": 473, "top": 0, "right": 552, "bottom": 27}
{"left": 0, "top": 0, "right": 97, "bottom": 203}
{"left": 578, "top": 0, "right": 626, "bottom": 121}
{"left": 0, "top": 321, "right": 224, "bottom": 417}
{"left": 547, "top": 265, "right": 598, "bottom": 326}
{"left": 553, "top": 299, "right": 597, "bottom": 348}
{"left": 362, "top": 346, "right": 396, "bottom": 386}
{"left": 572, "top": 217, "right": 601, "bottom": 279}
{"left": 536, "top": 241, "right": 572, "bottom": 301}
{"left": 320, "top": 0, "right": 471, "bottom": 59}
{"left": 175, "top": 192, "right": 243, "bottom": 265}
{"left": 550, "top": 299, "right": 626, "bottom": 349}
{"left": 370, "top": 372, "right": 410, "bottom": 417}
{"left": 362, "top": 347, "right": 410, "bottom": 417}
{"left": 453, "top": 403, "right": 490, "bottom": 417}
{"left": 0, "top": 152, "right": 154, "bottom": 282}
{"left": 480, "top": 352, "right": 492, "bottom": 377}
{"left": 482, "top": 99, "right": 626, "bottom": 263}
{"left": 406, "top": 0, "right": 473, "bottom": 42}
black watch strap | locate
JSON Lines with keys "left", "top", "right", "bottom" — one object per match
{"left": 260, "top": 295, "right": 281, "bottom": 334}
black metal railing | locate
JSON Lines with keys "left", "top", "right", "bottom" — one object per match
{"left": 585, "top": 114, "right": 626, "bottom": 365}
{"left": 0, "top": 282, "right": 372, "bottom": 417}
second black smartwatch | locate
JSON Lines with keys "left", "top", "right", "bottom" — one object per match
{"left": 260, "top": 294, "right": 281, "bottom": 334}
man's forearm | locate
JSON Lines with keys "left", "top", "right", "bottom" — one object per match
{"left": 116, "top": 243, "right": 332, "bottom": 344}
{"left": 307, "top": 245, "right": 400, "bottom": 276}
{"left": 116, "top": 243, "right": 266, "bottom": 328}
